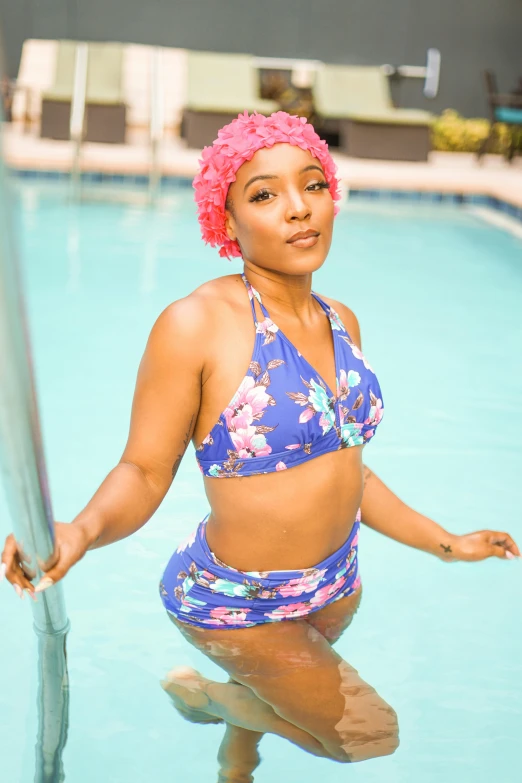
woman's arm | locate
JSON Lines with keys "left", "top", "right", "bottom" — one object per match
{"left": 361, "top": 465, "right": 520, "bottom": 562}
{"left": 71, "top": 296, "right": 207, "bottom": 550}
{"left": 330, "top": 299, "right": 520, "bottom": 563}
{"left": 360, "top": 467, "right": 456, "bottom": 560}
{"left": 3, "top": 296, "right": 210, "bottom": 595}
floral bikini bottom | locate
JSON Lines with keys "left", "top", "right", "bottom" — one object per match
{"left": 159, "top": 510, "right": 361, "bottom": 630}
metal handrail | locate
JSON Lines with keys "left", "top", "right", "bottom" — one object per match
{"left": 149, "top": 46, "right": 164, "bottom": 204}
{"left": 1, "top": 99, "right": 70, "bottom": 782}
{"left": 0, "top": 124, "right": 69, "bottom": 638}
{"left": 70, "top": 43, "right": 88, "bottom": 195}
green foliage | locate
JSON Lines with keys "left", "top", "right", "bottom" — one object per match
{"left": 431, "top": 109, "right": 522, "bottom": 153}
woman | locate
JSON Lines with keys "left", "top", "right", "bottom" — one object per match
{"left": 2, "top": 111, "right": 519, "bottom": 782}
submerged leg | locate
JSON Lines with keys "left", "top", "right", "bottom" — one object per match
{"left": 161, "top": 665, "right": 329, "bottom": 758}
{"left": 217, "top": 722, "right": 263, "bottom": 783}
{"left": 217, "top": 678, "right": 263, "bottom": 783}
{"left": 165, "top": 608, "right": 398, "bottom": 764}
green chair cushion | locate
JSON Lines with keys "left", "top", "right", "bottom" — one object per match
{"left": 186, "top": 51, "right": 279, "bottom": 114}
{"left": 85, "top": 43, "right": 124, "bottom": 103}
{"left": 42, "top": 41, "right": 124, "bottom": 105}
{"left": 348, "top": 109, "right": 434, "bottom": 126}
{"left": 314, "top": 64, "right": 433, "bottom": 126}
{"left": 41, "top": 41, "right": 77, "bottom": 101}
{"left": 186, "top": 98, "right": 279, "bottom": 114}
{"left": 314, "top": 65, "right": 393, "bottom": 117}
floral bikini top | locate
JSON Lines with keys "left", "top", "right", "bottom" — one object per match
{"left": 196, "top": 274, "right": 384, "bottom": 478}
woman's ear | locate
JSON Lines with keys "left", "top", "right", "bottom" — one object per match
{"left": 224, "top": 211, "right": 237, "bottom": 242}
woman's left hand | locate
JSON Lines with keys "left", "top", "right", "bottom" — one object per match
{"left": 452, "top": 530, "right": 520, "bottom": 562}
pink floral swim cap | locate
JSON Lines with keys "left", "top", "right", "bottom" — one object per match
{"left": 192, "top": 111, "right": 342, "bottom": 259}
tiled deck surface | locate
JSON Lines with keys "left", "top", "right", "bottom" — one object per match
{"left": 3, "top": 123, "right": 522, "bottom": 207}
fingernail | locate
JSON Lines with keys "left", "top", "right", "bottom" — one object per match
{"left": 0, "top": 562, "right": 6, "bottom": 581}
{"left": 505, "top": 551, "right": 515, "bottom": 560}
{"left": 34, "top": 577, "right": 54, "bottom": 593}
{"left": 13, "top": 584, "right": 23, "bottom": 598}
{"left": 25, "top": 589, "right": 37, "bottom": 602}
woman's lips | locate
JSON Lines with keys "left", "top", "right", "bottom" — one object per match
{"left": 287, "top": 232, "right": 320, "bottom": 248}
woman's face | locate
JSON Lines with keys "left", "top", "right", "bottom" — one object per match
{"left": 225, "top": 143, "right": 335, "bottom": 275}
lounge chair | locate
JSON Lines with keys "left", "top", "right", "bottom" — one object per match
{"left": 182, "top": 51, "right": 279, "bottom": 149}
{"left": 40, "top": 41, "right": 77, "bottom": 140}
{"left": 40, "top": 41, "right": 127, "bottom": 143}
{"left": 477, "top": 70, "right": 522, "bottom": 162}
{"left": 313, "top": 65, "right": 434, "bottom": 161}
{"left": 83, "top": 43, "right": 127, "bottom": 143}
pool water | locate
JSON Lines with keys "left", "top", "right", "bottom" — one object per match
{"left": 1, "top": 182, "right": 522, "bottom": 782}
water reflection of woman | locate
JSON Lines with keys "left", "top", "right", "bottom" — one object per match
{"left": 3, "top": 111, "right": 519, "bottom": 781}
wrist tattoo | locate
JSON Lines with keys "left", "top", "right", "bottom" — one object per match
{"left": 440, "top": 543, "right": 452, "bottom": 554}
{"left": 172, "top": 415, "right": 195, "bottom": 479}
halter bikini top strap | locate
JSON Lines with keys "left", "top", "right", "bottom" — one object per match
{"left": 241, "top": 274, "right": 332, "bottom": 326}
{"left": 241, "top": 273, "right": 270, "bottom": 322}
{"left": 311, "top": 291, "right": 331, "bottom": 316}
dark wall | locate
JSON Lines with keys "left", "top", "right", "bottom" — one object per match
{"left": 1, "top": 0, "right": 521, "bottom": 116}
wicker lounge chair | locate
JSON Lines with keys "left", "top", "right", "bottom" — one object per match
{"left": 41, "top": 41, "right": 127, "bottom": 143}
{"left": 40, "top": 41, "right": 77, "bottom": 140}
{"left": 182, "top": 51, "right": 279, "bottom": 149}
{"left": 83, "top": 43, "right": 127, "bottom": 143}
{"left": 477, "top": 71, "right": 522, "bottom": 162}
{"left": 313, "top": 65, "right": 433, "bottom": 161}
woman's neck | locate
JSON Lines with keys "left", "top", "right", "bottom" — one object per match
{"left": 243, "top": 266, "right": 316, "bottom": 319}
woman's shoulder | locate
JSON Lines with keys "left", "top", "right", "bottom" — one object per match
{"left": 318, "top": 293, "right": 362, "bottom": 349}
{"left": 190, "top": 273, "right": 246, "bottom": 310}
{"left": 152, "top": 274, "right": 246, "bottom": 344}
{"left": 161, "top": 274, "right": 241, "bottom": 316}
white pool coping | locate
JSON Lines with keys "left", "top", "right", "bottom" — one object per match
{"left": 2, "top": 124, "right": 522, "bottom": 208}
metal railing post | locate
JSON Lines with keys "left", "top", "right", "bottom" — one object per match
{"left": 149, "top": 46, "right": 164, "bottom": 204}
{"left": 70, "top": 43, "right": 88, "bottom": 196}
{"left": 1, "top": 91, "right": 71, "bottom": 783}
{"left": 0, "top": 112, "right": 70, "bottom": 636}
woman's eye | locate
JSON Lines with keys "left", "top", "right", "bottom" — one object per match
{"left": 307, "top": 181, "right": 330, "bottom": 191}
{"left": 249, "top": 188, "right": 273, "bottom": 203}
{"left": 249, "top": 181, "right": 329, "bottom": 202}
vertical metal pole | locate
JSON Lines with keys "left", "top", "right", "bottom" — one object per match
{"left": 70, "top": 43, "right": 88, "bottom": 197}
{"left": 34, "top": 634, "right": 69, "bottom": 783}
{"left": 0, "top": 80, "right": 70, "bottom": 782}
{"left": 149, "top": 46, "right": 163, "bottom": 204}
{"left": 0, "top": 140, "right": 69, "bottom": 635}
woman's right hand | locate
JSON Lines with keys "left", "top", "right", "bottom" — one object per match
{"left": 0, "top": 522, "right": 91, "bottom": 600}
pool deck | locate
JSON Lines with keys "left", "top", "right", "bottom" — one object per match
{"left": 3, "top": 124, "right": 522, "bottom": 207}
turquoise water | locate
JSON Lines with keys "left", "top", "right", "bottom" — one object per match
{"left": 2, "top": 182, "right": 522, "bottom": 782}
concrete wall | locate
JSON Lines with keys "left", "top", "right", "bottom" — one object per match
{"left": 1, "top": 0, "right": 521, "bottom": 117}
